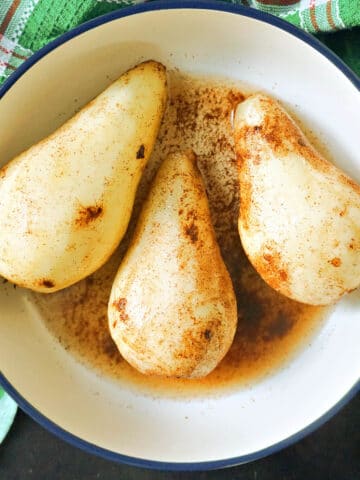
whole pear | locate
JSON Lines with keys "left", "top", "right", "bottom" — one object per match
{"left": 108, "top": 151, "right": 238, "bottom": 378}
{"left": 234, "top": 94, "right": 360, "bottom": 305}
{"left": 0, "top": 61, "right": 167, "bottom": 292}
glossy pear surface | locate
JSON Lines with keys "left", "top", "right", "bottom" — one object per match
{"left": 234, "top": 94, "right": 360, "bottom": 305}
{"left": 108, "top": 151, "right": 237, "bottom": 378}
{"left": 0, "top": 61, "right": 167, "bottom": 292}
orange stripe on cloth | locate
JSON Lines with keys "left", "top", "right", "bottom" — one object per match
{"left": 0, "top": 0, "right": 22, "bottom": 35}
{"left": 309, "top": 0, "right": 320, "bottom": 32}
{"left": 0, "top": 42, "right": 28, "bottom": 60}
{"left": 326, "top": 1, "right": 337, "bottom": 30}
{"left": 0, "top": 60, "right": 16, "bottom": 70}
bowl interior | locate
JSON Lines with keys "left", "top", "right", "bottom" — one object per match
{"left": 0, "top": 6, "right": 359, "bottom": 466}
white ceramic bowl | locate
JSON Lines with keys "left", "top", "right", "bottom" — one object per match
{"left": 0, "top": 0, "right": 359, "bottom": 470}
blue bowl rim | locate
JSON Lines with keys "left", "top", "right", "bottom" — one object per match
{"left": 0, "top": 0, "right": 359, "bottom": 471}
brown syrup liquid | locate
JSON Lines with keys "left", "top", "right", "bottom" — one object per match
{"left": 32, "top": 72, "right": 327, "bottom": 397}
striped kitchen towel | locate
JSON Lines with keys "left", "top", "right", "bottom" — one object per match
{"left": 0, "top": 0, "right": 359, "bottom": 85}
{"left": 239, "top": 0, "right": 360, "bottom": 32}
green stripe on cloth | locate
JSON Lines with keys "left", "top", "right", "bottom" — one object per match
{"left": 19, "top": 0, "right": 137, "bottom": 51}
{"left": 19, "top": 0, "right": 95, "bottom": 50}
{"left": 338, "top": 0, "right": 360, "bottom": 28}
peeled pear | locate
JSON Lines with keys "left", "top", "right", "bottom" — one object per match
{"left": 0, "top": 60, "right": 167, "bottom": 292}
{"left": 108, "top": 151, "right": 237, "bottom": 378}
{"left": 234, "top": 93, "right": 360, "bottom": 306}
